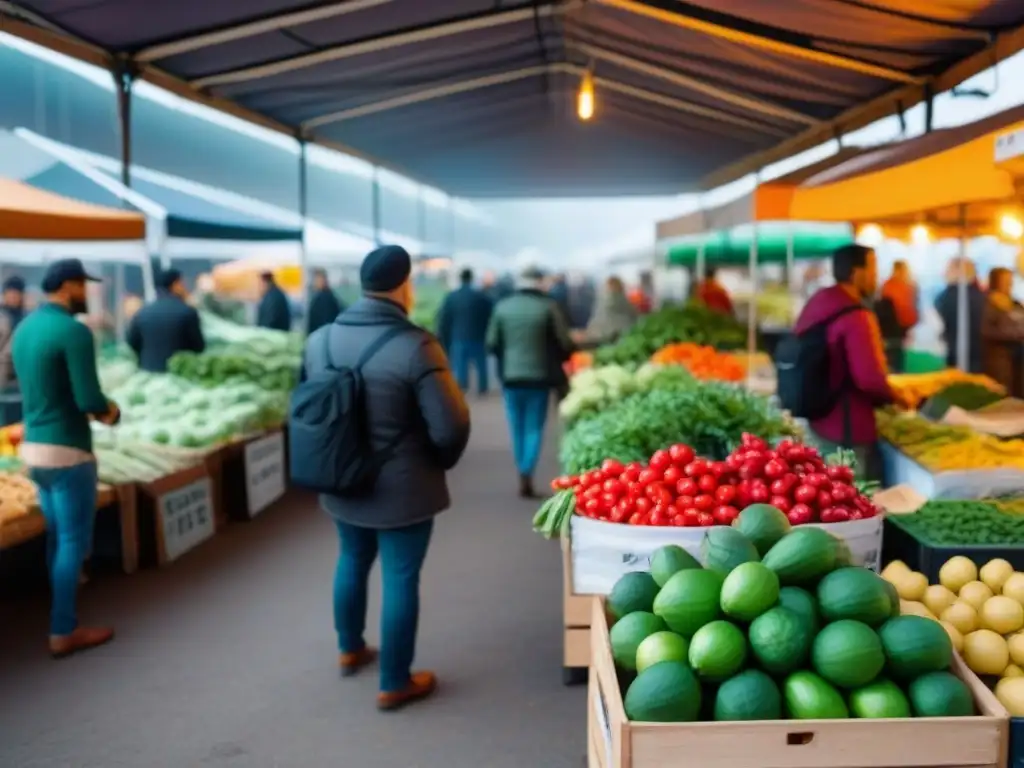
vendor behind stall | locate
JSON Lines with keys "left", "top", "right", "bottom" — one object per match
{"left": 126, "top": 269, "right": 205, "bottom": 373}
{"left": 256, "top": 271, "right": 292, "bottom": 332}
{"left": 981, "top": 267, "right": 1024, "bottom": 397}
{"left": 696, "top": 267, "right": 735, "bottom": 316}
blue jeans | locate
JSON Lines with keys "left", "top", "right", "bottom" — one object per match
{"left": 449, "top": 340, "right": 489, "bottom": 394}
{"left": 333, "top": 518, "right": 434, "bottom": 692}
{"left": 502, "top": 386, "right": 550, "bottom": 477}
{"left": 30, "top": 461, "right": 98, "bottom": 636}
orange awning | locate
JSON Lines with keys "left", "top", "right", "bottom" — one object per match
{"left": 0, "top": 178, "right": 145, "bottom": 241}
{"left": 788, "top": 106, "right": 1024, "bottom": 226}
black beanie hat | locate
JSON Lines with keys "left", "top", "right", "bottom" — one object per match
{"left": 360, "top": 245, "right": 412, "bottom": 292}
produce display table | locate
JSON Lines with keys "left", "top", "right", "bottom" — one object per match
{"left": 880, "top": 441, "right": 1024, "bottom": 500}
{"left": 560, "top": 515, "right": 883, "bottom": 683}
{"left": 587, "top": 597, "right": 1008, "bottom": 768}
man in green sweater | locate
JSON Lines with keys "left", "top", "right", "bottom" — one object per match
{"left": 12, "top": 259, "right": 120, "bottom": 658}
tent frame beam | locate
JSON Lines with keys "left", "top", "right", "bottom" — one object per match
{"left": 135, "top": 0, "right": 393, "bottom": 62}
{"left": 568, "top": 41, "right": 820, "bottom": 125}
{"left": 190, "top": 2, "right": 581, "bottom": 89}
{"left": 592, "top": 0, "right": 924, "bottom": 84}
{"left": 302, "top": 63, "right": 789, "bottom": 138}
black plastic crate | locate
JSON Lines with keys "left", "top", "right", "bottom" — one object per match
{"left": 1011, "top": 716, "right": 1024, "bottom": 768}
{"left": 882, "top": 516, "right": 1024, "bottom": 584}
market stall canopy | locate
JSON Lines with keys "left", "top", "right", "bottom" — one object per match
{"left": 656, "top": 147, "right": 871, "bottom": 240}
{"left": 5, "top": 1, "right": 1024, "bottom": 196}
{"left": 0, "top": 177, "right": 144, "bottom": 241}
{"left": 665, "top": 224, "right": 853, "bottom": 267}
{"left": 1, "top": 129, "right": 303, "bottom": 247}
{"left": 788, "top": 104, "right": 1024, "bottom": 238}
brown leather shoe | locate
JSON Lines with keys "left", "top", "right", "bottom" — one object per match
{"left": 518, "top": 475, "right": 537, "bottom": 499}
{"left": 339, "top": 646, "right": 378, "bottom": 677}
{"left": 49, "top": 626, "right": 114, "bottom": 659}
{"left": 377, "top": 671, "right": 437, "bottom": 711}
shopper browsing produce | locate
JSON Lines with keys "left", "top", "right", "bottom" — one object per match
{"left": 696, "top": 267, "right": 734, "bottom": 317}
{"left": 786, "top": 245, "right": 897, "bottom": 480}
{"left": 436, "top": 268, "right": 494, "bottom": 396}
{"left": 935, "top": 257, "right": 985, "bottom": 372}
{"left": 305, "top": 267, "right": 344, "bottom": 336}
{"left": 125, "top": 269, "right": 206, "bottom": 374}
{"left": 11, "top": 259, "right": 120, "bottom": 658}
{"left": 256, "top": 270, "right": 292, "bottom": 332}
{"left": 487, "top": 266, "right": 575, "bottom": 498}
{"left": 579, "top": 276, "right": 638, "bottom": 347}
{"left": 295, "top": 244, "right": 470, "bottom": 711}
{"left": 878, "top": 260, "right": 919, "bottom": 374}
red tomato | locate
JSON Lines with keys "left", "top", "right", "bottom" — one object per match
{"left": 697, "top": 512, "right": 716, "bottom": 527}
{"left": 621, "top": 466, "right": 641, "bottom": 485}
{"left": 698, "top": 475, "right": 718, "bottom": 493}
{"left": 787, "top": 504, "right": 814, "bottom": 525}
{"left": 583, "top": 485, "right": 602, "bottom": 502}
{"left": 671, "top": 513, "right": 687, "bottom": 527}
{"left": 817, "top": 490, "right": 834, "bottom": 509}
{"left": 668, "top": 443, "right": 695, "bottom": 466}
{"left": 601, "top": 493, "right": 619, "bottom": 510}
{"left": 650, "top": 505, "right": 671, "bottom": 526}
{"left": 662, "top": 465, "right": 683, "bottom": 485}
{"left": 685, "top": 459, "right": 709, "bottom": 477}
{"left": 635, "top": 496, "right": 653, "bottom": 514}
{"left": 610, "top": 503, "right": 630, "bottom": 523}
{"left": 826, "top": 506, "right": 852, "bottom": 523}
{"left": 637, "top": 468, "right": 661, "bottom": 486}
{"left": 706, "top": 461, "right": 728, "bottom": 478}
{"left": 583, "top": 498, "right": 601, "bottom": 517}
{"left": 769, "top": 495, "right": 792, "bottom": 513}
{"left": 645, "top": 482, "right": 673, "bottom": 505}
{"left": 675, "top": 478, "right": 699, "bottom": 497}
{"left": 627, "top": 512, "right": 644, "bottom": 525}
{"left": 770, "top": 474, "right": 797, "bottom": 496}
{"left": 829, "top": 483, "right": 853, "bottom": 503}
{"left": 793, "top": 484, "right": 817, "bottom": 504}
{"left": 602, "top": 478, "right": 625, "bottom": 496}
{"left": 713, "top": 505, "right": 739, "bottom": 525}
{"left": 805, "top": 472, "right": 829, "bottom": 488}
{"left": 826, "top": 465, "right": 855, "bottom": 483}
{"left": 714, "top": 485, "right": 737, "bottom": 504}
{"left": 748, "top": 485, "right": 770, "bottom": 503}
{"left": 649, "top": 449, "right": 672, "bottom": 472}
{"left": 600, "top": 459, "right": 624, "bottom": 475}
{"left": 741, "top": 433, "right": 768, "bottom": 450}
{"left": 739, "top": 460, "right": 766, "bottom": 480}
{"left": 763, "top": 459, "right": 788, "bottom": 479}
{"left": 725, "top": 453, "right": 744, "bottom": 471}
{"left": 682, "top": 509, "right": 700, "bottom": 526}
{"left": 694, "top": 494, "right": 715, "bottom": 511}
{"left": 674, "top": 495, "right": 695, "bottom": 511}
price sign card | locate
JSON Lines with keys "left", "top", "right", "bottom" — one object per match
{"left": 159, "top": 477, "right": 215, "bottom": 562}
{"left": 245, "top": 431, "right": 286, "bottom": 518}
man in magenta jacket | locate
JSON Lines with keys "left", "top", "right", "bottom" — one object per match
{"left": 794, "top": 245, "right": 898, "bottom": 479}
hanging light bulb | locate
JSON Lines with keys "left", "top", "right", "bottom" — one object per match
{"left": 999, "top": 213, "right": 1024, "bottom": 240}
{"left": 910, "top": 224, "right": 931, "bottom": 245}
{"left": 856, "top": 223, "right": 884, "bottom": 248}
{"left": 577, "top": 69, "right": 595, "bottom": 121}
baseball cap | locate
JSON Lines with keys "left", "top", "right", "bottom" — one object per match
{"left": 41, "top": 259, "right": 101, "bottom": 293}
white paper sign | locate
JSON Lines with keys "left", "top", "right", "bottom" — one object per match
{"left": 593, "top": 686, "right": 613, "bottom": 767}
{"left": 245, "top": 431, "right": 286, "bottom": 518}
{"left": 159, "top": 477, "right": 215, "bottom": 562}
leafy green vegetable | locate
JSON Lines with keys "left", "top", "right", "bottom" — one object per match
{"left": 559, "top": 380, "right": 799, "bottom": 474}
{"left": 593, "top": 303, "right": 749, "bottom": 366}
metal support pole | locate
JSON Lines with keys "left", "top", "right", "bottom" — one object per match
{"left": 371, "top": 167, "right": 382, "bottom": 247}
{"left": 956, "top": 204, "right": 969, "bottom": 371}
{"left": 747, "top": 172, "right": 761, "bottom": 387}
{"left": 298, "top": 138, "right": 309, "bottom": 314}
{"left": 924, "top": 83, "right": 935, "bottom": 134}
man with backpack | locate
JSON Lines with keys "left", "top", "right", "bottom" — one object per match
{"left": 777, "top": 245, "right": 900, "bottom": 481}
{"left": 290, "top": 244, "right": 470, "bottom": 712}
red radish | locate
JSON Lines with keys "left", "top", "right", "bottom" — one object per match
{"left": 668, "top": 443, "right": 695, "bottom": 465}
{"left": 793, "top": 484, "right": 817, "bottom": 504}
{"left": 676, "top": 478, "right": 698, "bottom": 497}
{"left": 694, "top": 494, "right": 715, "bottom": 511}
{"left": 787, "top": 504, "right": 814, "bottom": 525}
{"left": 770, "top": 495, "right": 792, "bottom": 513}
{"left": 649, "top": 449, "right": 672, "bottom": 472}
{"left": 714, "top": 485, "right": 737, "bottom": 504}
{"left": 697, "top": 512, "right": 716, "bottom": 527}
{"left": 662, "top": 465, "right": 683, "bottom": 485}
{"left": 698, "top": 475, "right": 718, "bottom": 493}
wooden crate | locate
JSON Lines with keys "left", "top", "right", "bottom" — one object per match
{"left": 588, "top": 596, "right": 1009, "bottom": 768}
{"left": 563, "top": 537, "right": 595, "bottom": 684}
{"left": 92, "top": 482, "right": 140, "bottom": 574}
{"left": 136, "top": 464, "right": 217, "bottom": 568}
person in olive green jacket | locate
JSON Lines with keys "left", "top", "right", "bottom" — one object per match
{"left": 12, "top": 259, "right": 120, "bottom": 658}
{"left": 486, "top": 267, "right": 575, "bottom": 498}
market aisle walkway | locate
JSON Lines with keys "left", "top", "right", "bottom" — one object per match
{"left": 0, "top": 397, "right": 586, "bottom": 768}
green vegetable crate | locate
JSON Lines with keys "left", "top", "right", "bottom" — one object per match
{"left": 882, "top": 516, "right": 1024, "bottom": 585}
{"left": 587, "top": 596, "right": 1008, "bottom": 768}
